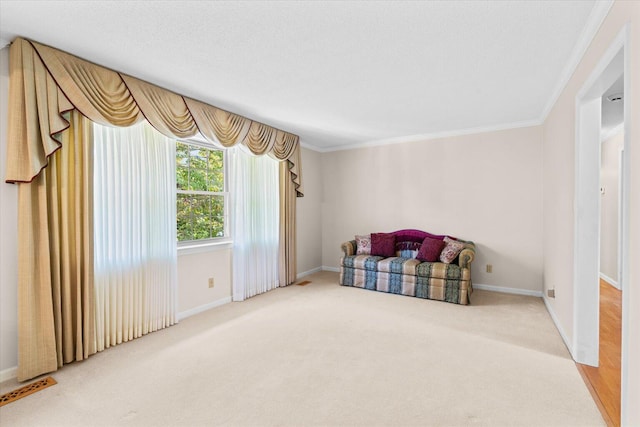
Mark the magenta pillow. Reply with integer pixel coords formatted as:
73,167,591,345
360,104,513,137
370,233,396,257
416,236,445,262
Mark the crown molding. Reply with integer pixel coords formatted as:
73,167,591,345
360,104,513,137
304,118,541,153
299,141,325,152
538,0,614,122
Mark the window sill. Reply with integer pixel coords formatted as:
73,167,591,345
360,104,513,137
178,239,233,256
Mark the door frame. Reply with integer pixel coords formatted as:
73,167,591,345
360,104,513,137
574,23,630,420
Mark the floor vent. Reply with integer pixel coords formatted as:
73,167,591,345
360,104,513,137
0,376,57,407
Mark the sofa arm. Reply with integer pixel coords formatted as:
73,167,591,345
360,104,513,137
341,240,357,256
458,243,475,269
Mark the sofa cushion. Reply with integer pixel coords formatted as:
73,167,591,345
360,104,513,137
439,236,465,264
355,234,371,255
376,272,416,296
342,255,384,271
371,233,396,257
377,257,421,275
416,236,446,262
415,262,461,280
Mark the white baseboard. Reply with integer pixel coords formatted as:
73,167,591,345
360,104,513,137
0,366,17,383
542,295,575,359
296,267,322,280
177,296,232,321
473,283,543,298
321,266,340,273
599,272,620,289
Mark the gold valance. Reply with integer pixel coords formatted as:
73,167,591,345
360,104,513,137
6,38,303,196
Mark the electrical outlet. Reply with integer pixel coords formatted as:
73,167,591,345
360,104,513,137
208,277,214,288
486,264,493,273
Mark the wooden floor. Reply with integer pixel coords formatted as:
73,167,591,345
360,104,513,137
576,279,622,427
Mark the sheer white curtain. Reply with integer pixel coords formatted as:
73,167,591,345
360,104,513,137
93,121,177,351
230,147,280,301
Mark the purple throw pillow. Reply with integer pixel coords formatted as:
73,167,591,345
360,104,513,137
416,236,445,262
370,233,396,257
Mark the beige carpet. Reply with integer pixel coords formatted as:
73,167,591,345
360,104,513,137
0,271,603,426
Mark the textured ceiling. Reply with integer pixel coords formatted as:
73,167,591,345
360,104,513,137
0,1,610,151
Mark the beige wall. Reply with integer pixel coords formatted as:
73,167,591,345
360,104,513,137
600,131,623,284
321,126,544,292
542,1,639,423
0,46,18,375
177,248,232,315
296,147,323,276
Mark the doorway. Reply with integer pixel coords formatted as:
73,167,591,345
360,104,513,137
574,26,630,425
575,75,625,426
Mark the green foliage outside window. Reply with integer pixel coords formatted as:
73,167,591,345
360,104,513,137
176,142,226,242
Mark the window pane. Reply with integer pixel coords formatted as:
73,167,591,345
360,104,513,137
188,167,208,191
207,150,224,192
176,142,226,242
177,194,225,241
189,148,207,168
176,143,189,167
209,195,225,238
177,194,193,241
190,195,210,240
176,166,189,190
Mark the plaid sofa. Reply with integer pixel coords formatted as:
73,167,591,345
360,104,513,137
339,229,475,305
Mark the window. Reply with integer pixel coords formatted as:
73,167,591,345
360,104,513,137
176,141,228,243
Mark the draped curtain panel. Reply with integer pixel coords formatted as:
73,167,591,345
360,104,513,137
17,110,96,382
93,121,177,351
230,148,280,301
279,160,297,287
5,38,303,197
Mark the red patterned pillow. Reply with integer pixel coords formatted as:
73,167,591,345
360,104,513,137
416,236,445,262
439,236,465,264
371,233,396,257
355,234,371,255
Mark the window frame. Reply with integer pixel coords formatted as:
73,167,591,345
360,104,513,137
176,138,230,248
